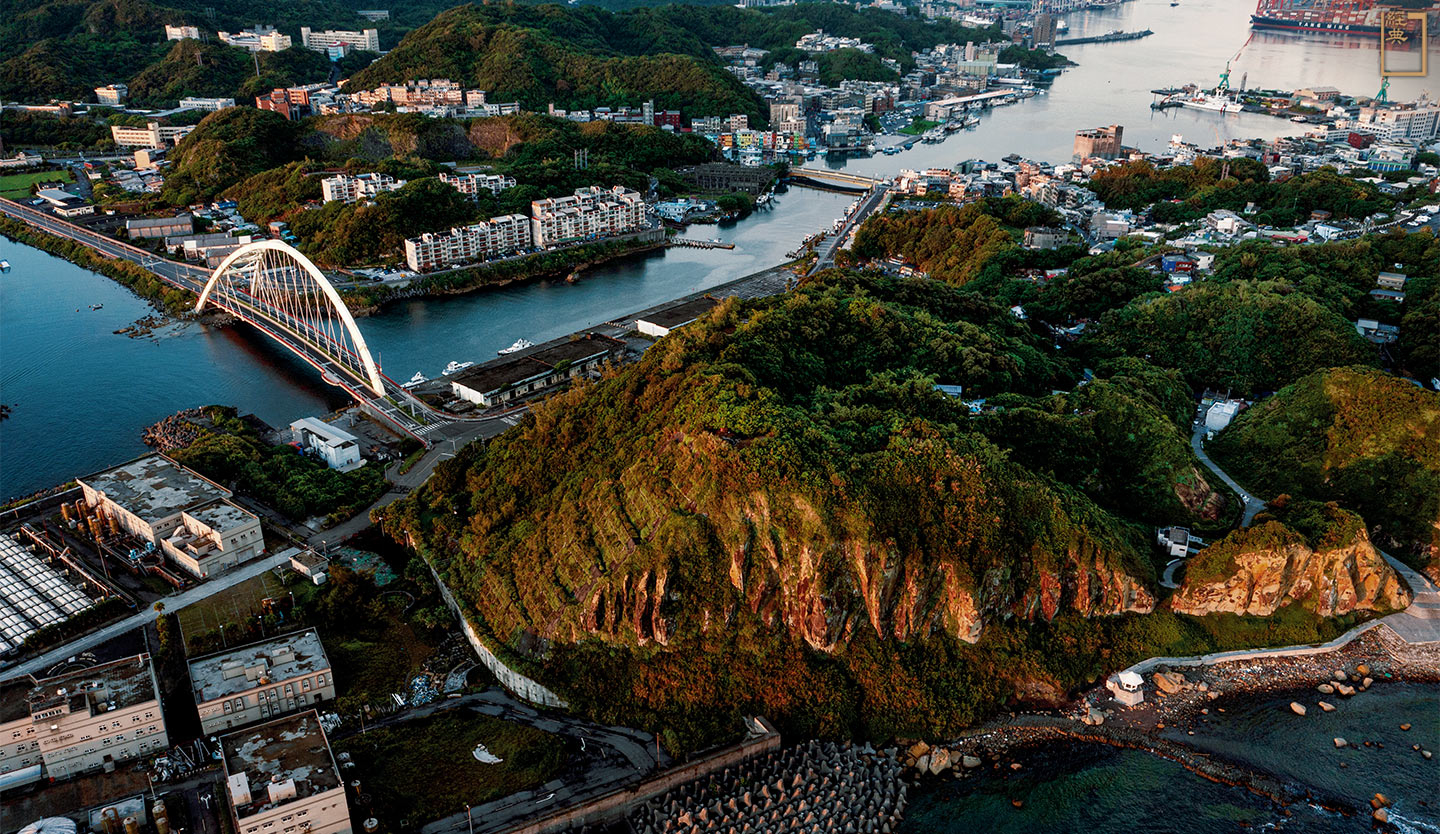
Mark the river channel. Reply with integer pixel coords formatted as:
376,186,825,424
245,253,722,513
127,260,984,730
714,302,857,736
2,0,1436,498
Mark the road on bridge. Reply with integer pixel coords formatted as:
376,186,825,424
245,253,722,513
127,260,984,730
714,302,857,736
808,184,890,276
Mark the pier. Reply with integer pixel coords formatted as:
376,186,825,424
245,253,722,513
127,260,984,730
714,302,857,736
1056,28,1154,45
669,238,736,250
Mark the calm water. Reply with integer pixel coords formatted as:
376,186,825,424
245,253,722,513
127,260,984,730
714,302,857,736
901,684,1440,834
2,0,1435,495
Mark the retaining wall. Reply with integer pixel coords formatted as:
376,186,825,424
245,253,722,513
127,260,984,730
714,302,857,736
423,557,569,708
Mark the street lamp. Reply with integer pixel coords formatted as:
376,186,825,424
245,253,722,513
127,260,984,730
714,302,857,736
463,804,474,834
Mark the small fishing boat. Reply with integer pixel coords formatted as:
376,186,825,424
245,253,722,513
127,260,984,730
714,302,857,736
498,339,534,356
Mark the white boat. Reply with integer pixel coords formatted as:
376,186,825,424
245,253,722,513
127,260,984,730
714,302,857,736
497,339,533,356
442,360,474,375
1177,94,1242,115
402,371,428,389
0,260,10,271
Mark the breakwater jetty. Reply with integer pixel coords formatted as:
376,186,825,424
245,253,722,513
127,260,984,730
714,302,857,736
631,739,907,834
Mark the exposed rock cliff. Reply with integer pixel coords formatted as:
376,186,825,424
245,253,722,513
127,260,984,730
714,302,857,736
1171,515,1412,617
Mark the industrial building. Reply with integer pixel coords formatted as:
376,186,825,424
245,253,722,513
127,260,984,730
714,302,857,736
77,454,265,579
125,213,193,239
403,214,530,272
320,172,406,204
635,297,720,338
0,533,99,653
449,335,624,408
439,170,517,198
221,711,351,834
530,185,648,248
189,629,336,735
0,654,168,787
299,27,380,55
1073,124,1124,161
289,418,364,472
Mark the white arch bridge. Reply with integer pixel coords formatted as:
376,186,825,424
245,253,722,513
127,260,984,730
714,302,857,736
196,240,451,443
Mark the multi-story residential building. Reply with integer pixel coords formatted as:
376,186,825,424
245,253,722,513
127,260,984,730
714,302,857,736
221,712,351,834
1359,104,1440,141
0,654,168,786
1073,125,1124,161
189,630,336,735
530,185,648,248
439,171,516,198
254,87,317,121
219,26,292,52
164,24,201,40
404,214,530,272
320,172,406,204
94,84,127,106
78,454,265,579
109,122,195,148
299,27,380,55
179,97,236,112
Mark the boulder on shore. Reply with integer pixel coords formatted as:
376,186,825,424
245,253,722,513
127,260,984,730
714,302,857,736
1334,737,1348,748
1356,663,1370,676
1336,683,1356,696
1374,809,1389,824
1289,702,1307,716
929,748,951,775
1318,701,1335,712
962,755,982,769
1401,723,1411,731
1317,683,1335,694
1154,671,1187,695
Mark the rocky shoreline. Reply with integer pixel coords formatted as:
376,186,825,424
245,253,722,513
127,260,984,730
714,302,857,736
898,626,1439,825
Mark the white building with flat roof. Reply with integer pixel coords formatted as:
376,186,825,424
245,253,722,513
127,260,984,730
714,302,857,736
95,84,128,106
78,454,265,579
0,654,167,785
440,171,516,198
219,26,292,52
179,96,236,112
300,27,380,54
109,122,195,149
221,712,351,834
289,418,364,472
189,629,336,735
320,172,405,204
165,24,201,40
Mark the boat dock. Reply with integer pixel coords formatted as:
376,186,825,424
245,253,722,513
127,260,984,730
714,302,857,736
669,238,736,250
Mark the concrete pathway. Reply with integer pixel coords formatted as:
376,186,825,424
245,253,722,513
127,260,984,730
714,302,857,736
2,552,292,679
1377,552,1440,644
1160,559,1184,589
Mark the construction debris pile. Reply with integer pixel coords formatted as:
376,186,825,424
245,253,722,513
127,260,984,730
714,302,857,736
630,740,907,834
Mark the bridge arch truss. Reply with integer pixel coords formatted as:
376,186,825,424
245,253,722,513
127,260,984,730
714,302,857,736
196,240,387,396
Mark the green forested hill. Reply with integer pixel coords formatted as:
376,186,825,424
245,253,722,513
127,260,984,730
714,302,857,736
1208,366,1440,571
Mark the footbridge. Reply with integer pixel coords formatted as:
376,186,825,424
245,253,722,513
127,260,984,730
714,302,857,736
785,167,884,193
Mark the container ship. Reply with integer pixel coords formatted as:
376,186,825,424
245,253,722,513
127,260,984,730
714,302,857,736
1250,0,1429,38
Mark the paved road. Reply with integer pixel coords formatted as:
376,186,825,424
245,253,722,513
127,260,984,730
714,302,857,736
1377,553,1440,644
1189,417,1267,526
807,185,889,276
1,552,291,679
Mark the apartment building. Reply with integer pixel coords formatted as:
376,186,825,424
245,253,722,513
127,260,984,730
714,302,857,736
221,712,351,834
439,171,517,198
95,84,127,106
1073,124,1124,161
530,185,648,248
404,214,530,272
78,454,265,579
164,24,200,40
219,26,292,52
0,654,167,786
299,27,380,55
319,172,406,204
189,630,336,735
109,122,195,149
